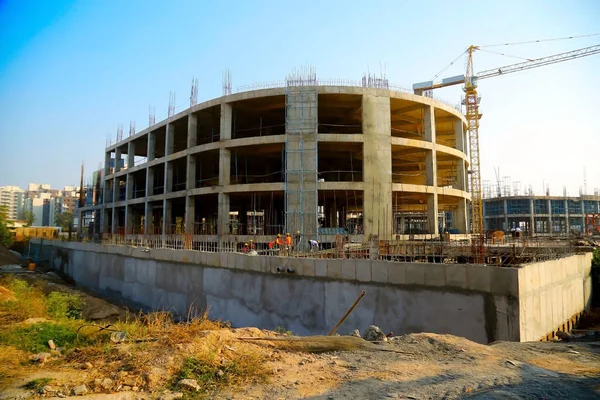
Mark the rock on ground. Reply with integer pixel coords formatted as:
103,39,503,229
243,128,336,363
72,384,88,396
30,352,52,363
363,325,387,342
178,379,200,392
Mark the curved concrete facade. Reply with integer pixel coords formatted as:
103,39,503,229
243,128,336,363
96,86,470,244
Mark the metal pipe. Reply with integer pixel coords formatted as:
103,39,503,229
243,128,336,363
328,290,366,336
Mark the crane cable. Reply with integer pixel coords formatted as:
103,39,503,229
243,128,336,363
480,33,600,48
477,48,534,62
430,49,467,81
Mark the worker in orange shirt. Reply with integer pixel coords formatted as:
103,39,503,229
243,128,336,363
274,233,283,255
275,233,283,247
248,239,255,250
285,232,293,254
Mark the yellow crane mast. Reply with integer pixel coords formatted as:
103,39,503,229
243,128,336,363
414,41,600,263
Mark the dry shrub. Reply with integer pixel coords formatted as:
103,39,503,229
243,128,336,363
0,277,47,323
0,285,16,302
0,345,31,389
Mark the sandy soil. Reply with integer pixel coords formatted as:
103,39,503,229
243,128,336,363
1,272,600,400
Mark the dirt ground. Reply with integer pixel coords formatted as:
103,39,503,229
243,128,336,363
1,271,600,400
0,245,25,267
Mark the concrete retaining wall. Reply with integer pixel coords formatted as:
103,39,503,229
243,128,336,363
35,240,591,344
518,253,593,341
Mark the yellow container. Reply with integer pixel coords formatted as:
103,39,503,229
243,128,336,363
28,262,35,271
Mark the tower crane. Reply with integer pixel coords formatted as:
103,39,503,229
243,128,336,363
413,42,600,263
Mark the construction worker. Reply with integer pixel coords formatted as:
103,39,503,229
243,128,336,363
294,230,301,249
285,233,292,249
241,243,249,253
273,233,283,254
275,233,283,247
308,239,319,252
248,239,255,250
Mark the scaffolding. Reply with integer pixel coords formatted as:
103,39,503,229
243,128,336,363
285,67,318,250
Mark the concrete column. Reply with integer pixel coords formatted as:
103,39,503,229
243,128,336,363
362,94,392,239
144,166,154,236
186,113,198,234
144,202,151,235
162,199,172,235
565,199,570,234
454,120,465,152
147,131,156,162
165,124,174,156
103,178,111,204
220,103,232,140
455,120,467,191
219,149,231,186
503,199,508,231
124,205,134,234
218,192,230,236
186,153,196,190
326,204,338,228
102,208,110,234
127,141,135,169
424,106,439,235
455,198,468,233
164,163,173,193
112,178,119,203
111,207,117,234
164,124,174,194
185,153,196,234
114,148,122,173
188,113,197,148
581,201,586,234
185,196,194,234
146,167,154,197
104,151,111,176
529,199,535,236
126,174,133,201
547,199,552,234
427,194,439,235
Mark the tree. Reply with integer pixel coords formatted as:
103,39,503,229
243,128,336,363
0,206,13,247
20,210,35,226
55,211,74,232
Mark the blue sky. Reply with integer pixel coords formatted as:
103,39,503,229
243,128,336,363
0,0,599,196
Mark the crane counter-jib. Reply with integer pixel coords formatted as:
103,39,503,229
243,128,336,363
413,43,600,92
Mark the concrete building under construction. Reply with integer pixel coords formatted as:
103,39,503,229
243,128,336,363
483,194,600,236
80,78,471,246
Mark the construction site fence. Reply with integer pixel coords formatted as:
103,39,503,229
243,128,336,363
47,233,586,267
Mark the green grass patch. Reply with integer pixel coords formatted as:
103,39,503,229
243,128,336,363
46,291,85,319
176,351,268,395
275,325,292,336
0,322,86,353
23,377,52,390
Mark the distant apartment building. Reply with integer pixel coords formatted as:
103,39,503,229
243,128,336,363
27,183,60,200
61,185,80,213
42,197,64,226
23,197,45,226
0,186,25,220
19,184,81,226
